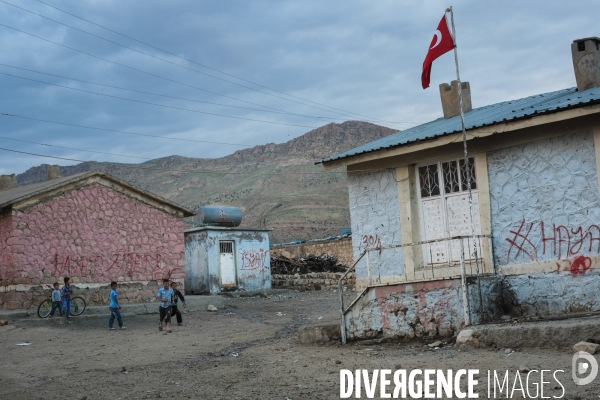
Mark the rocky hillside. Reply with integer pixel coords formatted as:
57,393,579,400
16,121,397,243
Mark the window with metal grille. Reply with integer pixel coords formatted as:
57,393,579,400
219,241,233,254
419,157,476,198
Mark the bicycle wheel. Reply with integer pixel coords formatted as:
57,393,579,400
71,296,86,316
37,298,53,318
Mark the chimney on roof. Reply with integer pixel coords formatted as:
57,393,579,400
571,37,600,91
439,80,472,119
47,165,61,180
0,174,17,191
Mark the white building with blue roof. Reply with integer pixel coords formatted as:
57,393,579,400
319,37,600,341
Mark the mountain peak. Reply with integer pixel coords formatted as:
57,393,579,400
225,120,395,163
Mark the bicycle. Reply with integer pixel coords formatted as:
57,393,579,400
37,286,86,318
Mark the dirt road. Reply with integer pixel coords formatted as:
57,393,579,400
2,290,599,399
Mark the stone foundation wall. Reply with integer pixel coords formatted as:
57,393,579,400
0,280,182,310
271,238,353,267
344,276,503,341
502,270,600,317
272,272,355,291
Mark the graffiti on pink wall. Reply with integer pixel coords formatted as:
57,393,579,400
240,249,269,272
1,182,185,286
506,220,600,262
52,252,180,280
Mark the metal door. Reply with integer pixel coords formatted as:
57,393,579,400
219,241,236,287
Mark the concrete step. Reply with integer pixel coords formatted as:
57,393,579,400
457,315,600,349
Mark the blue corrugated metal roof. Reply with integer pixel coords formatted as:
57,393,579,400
319,86,600,164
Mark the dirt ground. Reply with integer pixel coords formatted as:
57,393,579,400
2,290,600,400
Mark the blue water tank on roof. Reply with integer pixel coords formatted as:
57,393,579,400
198,206,242,227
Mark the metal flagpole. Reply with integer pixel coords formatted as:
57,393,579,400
445,6,485,323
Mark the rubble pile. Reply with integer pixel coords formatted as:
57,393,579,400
271,254,347,275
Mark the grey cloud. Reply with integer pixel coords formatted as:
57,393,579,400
0,0,597,174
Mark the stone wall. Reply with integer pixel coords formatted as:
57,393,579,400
272,272,355,291
348,170,403,283
344,277,503,341
270,237,353,266
0,209,12,287
487,131,600,267
0,182,185,309
502,270,600,317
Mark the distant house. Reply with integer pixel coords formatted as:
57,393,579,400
319,37,600,341
0,168,194,310
184,206,271,294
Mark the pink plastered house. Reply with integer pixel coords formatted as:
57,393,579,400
0,169,194,310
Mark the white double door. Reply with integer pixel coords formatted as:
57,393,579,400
418,158,482,267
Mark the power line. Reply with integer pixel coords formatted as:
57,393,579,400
1,0,391,125
0,63,365,123
0,135,151,160
0,112,253,147
33,0,414,126
0,23,333,126
0,20,411,131
0,72,320,128
0,145,348,175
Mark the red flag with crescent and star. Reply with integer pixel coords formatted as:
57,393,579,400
421,14,455,89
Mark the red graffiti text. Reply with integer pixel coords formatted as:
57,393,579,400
506,220,600,262
240,249,269,272
359,234,382,250
52,252,177,280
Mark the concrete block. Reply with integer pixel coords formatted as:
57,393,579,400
456,329,479,347
573,341,600,354
294,324,341,344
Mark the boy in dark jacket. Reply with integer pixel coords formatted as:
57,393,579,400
170,282,186,326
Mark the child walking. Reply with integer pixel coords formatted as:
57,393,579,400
61,277,73,320
48,282,62,318
108,281,126,330
157,279,174,333
170,282,186,326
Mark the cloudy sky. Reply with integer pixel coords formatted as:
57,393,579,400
0,0,596,175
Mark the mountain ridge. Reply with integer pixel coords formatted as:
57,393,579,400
15,121,397,242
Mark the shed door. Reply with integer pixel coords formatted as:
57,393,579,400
219,241,236,287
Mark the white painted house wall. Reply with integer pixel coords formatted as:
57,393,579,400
348,169,403,285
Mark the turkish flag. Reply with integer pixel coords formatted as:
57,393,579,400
421,15,455,89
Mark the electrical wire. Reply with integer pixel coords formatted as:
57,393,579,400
33,0,419,126
0,63,366,123
0,72,320,128
0,135,151,160
0,112,252,147
0,23,331,125
0,21,413,131
0,0,411,126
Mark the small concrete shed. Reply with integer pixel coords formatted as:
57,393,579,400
184,227,271,294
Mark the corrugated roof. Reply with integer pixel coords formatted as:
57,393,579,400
319,86,600,164
0,171,195,216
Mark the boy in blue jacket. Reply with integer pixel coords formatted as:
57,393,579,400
108,281,126,330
